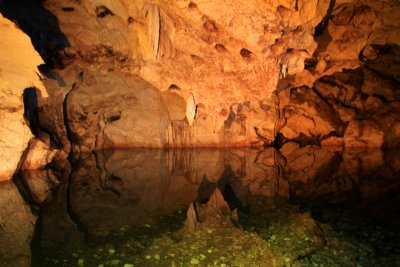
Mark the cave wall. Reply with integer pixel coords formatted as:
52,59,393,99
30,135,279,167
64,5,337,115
277,46,400,148
34,0,331,151
37,0,398,151
0,0,399,178
0,13,47,181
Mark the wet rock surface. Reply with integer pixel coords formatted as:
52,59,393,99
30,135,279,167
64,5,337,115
7,147,396,266
0,180,37,267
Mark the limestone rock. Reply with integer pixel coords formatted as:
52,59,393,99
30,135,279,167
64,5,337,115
278,86,344,140
22,169,58,204
0,14,47,181
35,0,330,149
22,139,56,170
2,0,400,154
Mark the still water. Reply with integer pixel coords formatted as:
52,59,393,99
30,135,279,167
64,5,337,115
1,145,400,266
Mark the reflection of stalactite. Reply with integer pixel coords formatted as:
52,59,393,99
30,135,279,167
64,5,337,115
165,148,197,183
170,119,191,147
273,148,289,201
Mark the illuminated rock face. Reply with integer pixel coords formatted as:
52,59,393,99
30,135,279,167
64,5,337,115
35,0,331,150
0,0,400,177
0,14,47,181
36,0,398,151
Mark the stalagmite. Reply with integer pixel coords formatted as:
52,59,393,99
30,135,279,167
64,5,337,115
186,203,198,232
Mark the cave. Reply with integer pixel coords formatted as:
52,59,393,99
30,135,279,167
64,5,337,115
0,0,399,266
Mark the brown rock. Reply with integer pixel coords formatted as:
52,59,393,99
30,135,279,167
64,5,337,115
0,14,47,181
344,120,384,148
22,169,58,204
320,136,344,149
278,86,344,140
22,139,56,170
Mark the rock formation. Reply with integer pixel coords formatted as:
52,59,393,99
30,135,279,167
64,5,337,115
0,0,399,178
0,13,47,181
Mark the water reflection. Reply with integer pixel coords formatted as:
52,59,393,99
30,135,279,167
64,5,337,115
0,180,36,267
7,145,400,266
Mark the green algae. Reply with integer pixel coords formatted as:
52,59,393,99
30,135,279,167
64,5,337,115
32,201,400,267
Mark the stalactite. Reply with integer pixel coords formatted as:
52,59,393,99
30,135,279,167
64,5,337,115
146,5,160,59
186,93,196,126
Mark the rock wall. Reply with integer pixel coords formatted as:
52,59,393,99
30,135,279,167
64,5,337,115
277,44,400,148
0,0,399,177
0,14,47,181
31,0,331,151
35,0,398,151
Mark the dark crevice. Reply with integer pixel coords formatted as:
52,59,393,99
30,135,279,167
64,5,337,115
23,88,40,137
168,84,181,91
188,2,198,9
96,6,114,18
127,16,135,24
61,7,74,12
221,183,241,211
106,114,121,123
23,87,60,148
314,0,336,37
372,93,400,104
273,132,287,150
240,48,253,60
